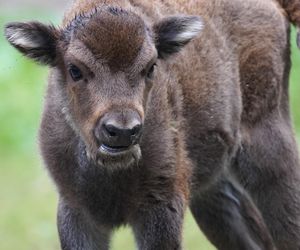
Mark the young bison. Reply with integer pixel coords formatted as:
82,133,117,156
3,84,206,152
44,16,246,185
4,0,300,249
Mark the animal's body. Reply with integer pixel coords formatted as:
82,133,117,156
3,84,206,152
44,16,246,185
4,0,300,249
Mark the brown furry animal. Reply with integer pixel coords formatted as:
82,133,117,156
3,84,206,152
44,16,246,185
4,0,300,249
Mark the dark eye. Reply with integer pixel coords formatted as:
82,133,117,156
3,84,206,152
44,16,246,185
146,63,157,79
68,64,83,82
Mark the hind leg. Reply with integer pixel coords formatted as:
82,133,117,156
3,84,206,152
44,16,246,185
234,119,300,250
235,6,300,246
186,118,275,248
190,174,275,250
235,150,300,250
256,179,300,250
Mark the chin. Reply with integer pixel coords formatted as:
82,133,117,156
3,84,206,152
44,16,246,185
95,144,142,169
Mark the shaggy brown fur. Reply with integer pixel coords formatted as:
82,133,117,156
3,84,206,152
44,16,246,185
4,0,300,249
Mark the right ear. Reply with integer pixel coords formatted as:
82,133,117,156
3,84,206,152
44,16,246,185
4,22,59,66
153,15,203,59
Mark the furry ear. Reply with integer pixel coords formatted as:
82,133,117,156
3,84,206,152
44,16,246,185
4,22,59,66
153,15,203,59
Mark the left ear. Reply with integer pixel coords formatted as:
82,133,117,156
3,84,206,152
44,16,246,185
4,22,59,66
153,15,203,59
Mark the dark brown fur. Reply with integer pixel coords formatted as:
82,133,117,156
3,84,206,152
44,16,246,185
76,9,145,70
276,0,300,25
4,0,300,249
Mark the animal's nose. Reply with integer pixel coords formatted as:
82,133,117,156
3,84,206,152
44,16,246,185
102,123,142,148
95,111,143,149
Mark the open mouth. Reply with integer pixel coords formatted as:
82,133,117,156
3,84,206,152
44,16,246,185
99,144,131,155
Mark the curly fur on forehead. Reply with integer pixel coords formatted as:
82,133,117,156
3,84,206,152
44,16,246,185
62,6,146,70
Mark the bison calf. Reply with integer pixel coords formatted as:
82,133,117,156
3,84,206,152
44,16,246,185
5,0,300,249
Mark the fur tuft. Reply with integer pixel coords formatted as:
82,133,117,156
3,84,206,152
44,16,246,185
172,18,204,43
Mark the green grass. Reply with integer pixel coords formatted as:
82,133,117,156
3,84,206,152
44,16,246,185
0,10,299,250
290,30,300,131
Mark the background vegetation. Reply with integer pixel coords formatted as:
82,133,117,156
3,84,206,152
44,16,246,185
0,4,299,250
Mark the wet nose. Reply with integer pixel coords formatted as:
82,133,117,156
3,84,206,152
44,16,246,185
102,122,142,148
95,110,143,149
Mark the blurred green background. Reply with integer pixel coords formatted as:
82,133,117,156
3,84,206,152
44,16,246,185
0,2,299,250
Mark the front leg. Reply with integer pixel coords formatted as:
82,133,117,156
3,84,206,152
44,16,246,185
131,197,185,250
57,199,111,250
190,175,276,250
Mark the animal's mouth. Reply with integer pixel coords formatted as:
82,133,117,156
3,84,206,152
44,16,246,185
95,144,142,168
99,144,132,155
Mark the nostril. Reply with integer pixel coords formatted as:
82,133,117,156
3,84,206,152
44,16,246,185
104,124,117,137
108,131,117,137
131,125,142,136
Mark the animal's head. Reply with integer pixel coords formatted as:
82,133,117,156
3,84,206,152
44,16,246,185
4,6,203,168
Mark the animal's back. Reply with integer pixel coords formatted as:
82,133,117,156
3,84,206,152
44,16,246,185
164,0,289,124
